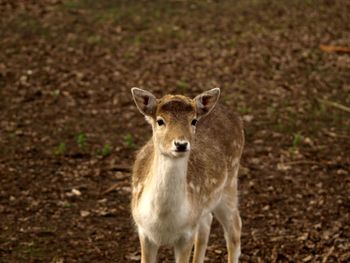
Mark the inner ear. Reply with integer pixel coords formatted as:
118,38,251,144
200,95,214,112
143,96,149,105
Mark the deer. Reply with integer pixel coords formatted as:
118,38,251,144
130,87,244,263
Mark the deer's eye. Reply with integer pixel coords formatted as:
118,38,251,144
191,119,198,126
157,119,165,126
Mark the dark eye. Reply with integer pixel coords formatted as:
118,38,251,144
191,119,198,126
157,119,165,126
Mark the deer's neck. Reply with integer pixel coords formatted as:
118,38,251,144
146,149,189,212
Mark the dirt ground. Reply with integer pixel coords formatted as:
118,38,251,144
0,0,349,262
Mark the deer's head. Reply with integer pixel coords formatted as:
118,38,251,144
131,88,220,158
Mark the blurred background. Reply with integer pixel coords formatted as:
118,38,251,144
0,0,349,262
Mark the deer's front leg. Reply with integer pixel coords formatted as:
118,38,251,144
139,231,158,263
174,233,195,263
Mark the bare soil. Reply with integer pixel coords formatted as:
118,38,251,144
0,0,349,262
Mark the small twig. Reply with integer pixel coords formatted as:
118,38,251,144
282,160,321,166
323,130,350,140
322,246,334,263
317,98,350,113
320,44,350,53
63,184,88,191
102,183,120,195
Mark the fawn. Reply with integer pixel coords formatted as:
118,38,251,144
131,88,244,263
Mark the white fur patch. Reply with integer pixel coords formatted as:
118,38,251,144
145,115,153,125
211,178,218,185
229,165,239,187
232,157,239,167
234,244,241,263
133,184,142,194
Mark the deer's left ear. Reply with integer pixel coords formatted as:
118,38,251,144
131,88,157,117
193,88,220,118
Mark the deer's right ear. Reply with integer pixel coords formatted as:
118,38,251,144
131,88,157,116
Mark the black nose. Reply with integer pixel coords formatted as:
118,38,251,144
174,141,188,152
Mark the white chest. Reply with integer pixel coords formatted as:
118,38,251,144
133,155,193,245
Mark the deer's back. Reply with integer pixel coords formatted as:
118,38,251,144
186,105,243,201
193,104,244,159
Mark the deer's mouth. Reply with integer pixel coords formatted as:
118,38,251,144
174,148,189,153
171,149,189,158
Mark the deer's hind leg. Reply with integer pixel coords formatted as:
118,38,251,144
213,192,241,263
192,213,213,263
